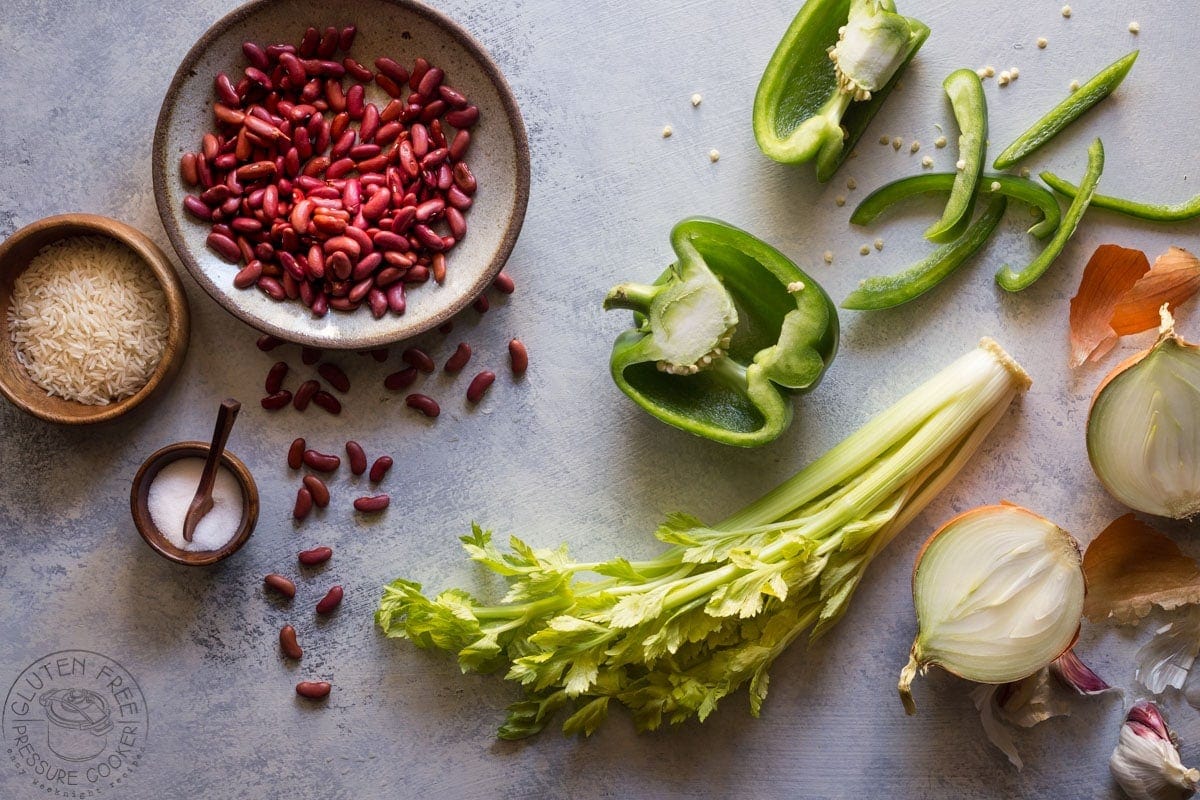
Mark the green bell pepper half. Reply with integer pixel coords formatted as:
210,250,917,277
753,0,929,182
604,218,839,448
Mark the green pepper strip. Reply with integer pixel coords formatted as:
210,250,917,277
925,69,987,243
842,195,1007,310
996,138,1104,292
1041,171,1200,222
851,173,1061,239
752,0,929,182
992,51,1136,170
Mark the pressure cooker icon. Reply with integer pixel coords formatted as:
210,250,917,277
38,688,113,762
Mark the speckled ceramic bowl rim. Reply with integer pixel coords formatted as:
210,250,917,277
0,213,191,425
151,0,530,349
130,441,260,567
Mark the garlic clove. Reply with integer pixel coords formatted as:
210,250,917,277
1052,649,1116,695
1088,307,1200,520
1111,701,1200,800
899,504,1086,714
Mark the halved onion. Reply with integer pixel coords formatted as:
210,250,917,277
898,504,1086,714
1088,307,1200,519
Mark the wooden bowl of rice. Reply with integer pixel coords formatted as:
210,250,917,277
0,214,190,424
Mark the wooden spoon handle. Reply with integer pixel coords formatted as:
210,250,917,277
192,399,241,514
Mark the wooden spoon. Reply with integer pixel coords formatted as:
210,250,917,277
182,398,241,542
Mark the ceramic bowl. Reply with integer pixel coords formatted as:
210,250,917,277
0,213,191,425
152,0,530,349
130,441,260,566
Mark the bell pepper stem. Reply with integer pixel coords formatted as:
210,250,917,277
603,283,660,316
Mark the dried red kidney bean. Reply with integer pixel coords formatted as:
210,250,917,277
294,487,314,520
264,574,296,599
265,361,289,393
370,348,389,362
316,585,344,613
405,394,439,417
303,474,331,507
261,390,293,410
313,390,342,415
294,379,320,411
280,625,303,660
369,455,393,483
383,367,418,391
302,449,340,472
287,437,306,469
493,271,515,294
301,347,322,365
509,339,529,375
466,371,496,403
472,295,489,314
296,681,331,699
317,363,351,393
298,546,333,566
402,347,434,373
353,494,390,512
345,441,367,475
444,343,471,373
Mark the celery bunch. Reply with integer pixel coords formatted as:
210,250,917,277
377,340,1030,739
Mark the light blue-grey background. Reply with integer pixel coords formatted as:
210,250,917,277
1,1,1196,798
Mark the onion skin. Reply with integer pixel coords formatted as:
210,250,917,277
1087,312,1200,519
900,503,1086,715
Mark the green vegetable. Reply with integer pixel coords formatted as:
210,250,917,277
992,51,1137,170
753,0,929,181
997,139,1104,292
843,195,1007,310
850,172,1061,238
602,217,838,448
376,340,1031,739
1041,171,1200,222
925,69,988,243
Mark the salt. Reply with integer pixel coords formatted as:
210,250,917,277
147,458,243,551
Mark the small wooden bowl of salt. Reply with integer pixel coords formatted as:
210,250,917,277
131,442,259,566
0,213,190,424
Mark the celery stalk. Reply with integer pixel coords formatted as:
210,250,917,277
376,339,1031,739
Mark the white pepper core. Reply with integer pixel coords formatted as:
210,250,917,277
662,125,673,138
921,156,933,168
859,245,870,256
910,141,920,153
1129,21,1140,33
708,149,720,162
935,136,947,148
691,93,702,107
1062,5,1071,18
892,137,903,150
874,239,884,251
835,196,846,207
823,250,834,264
1037,37,1048,48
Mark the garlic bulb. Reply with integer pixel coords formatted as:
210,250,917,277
1088,307,1200,519
899,504,1086,714
1110,701,1199,800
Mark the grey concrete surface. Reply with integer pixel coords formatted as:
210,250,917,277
1,1,1196,798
